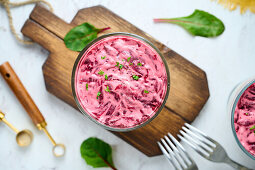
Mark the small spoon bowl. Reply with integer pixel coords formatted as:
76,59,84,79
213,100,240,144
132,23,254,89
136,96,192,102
52,143,65,157
16,129,33,147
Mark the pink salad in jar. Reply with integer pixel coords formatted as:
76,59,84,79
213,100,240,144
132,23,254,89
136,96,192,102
72,33,169,131
234,82,255,156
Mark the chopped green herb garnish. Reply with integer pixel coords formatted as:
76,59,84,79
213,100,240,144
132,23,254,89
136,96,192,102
105,74,108,80
101,56,106,59
132,75,139,80
98,70,104,75
137,62,142,66
105,86,111,93
122,59,125,62
245,113,249,116
96,92,101,99
250,125,255,134
144,90,149,94
250,126,255,130
115,62,123,69
86,83,88,91
127,57,131,62
129,63,133,66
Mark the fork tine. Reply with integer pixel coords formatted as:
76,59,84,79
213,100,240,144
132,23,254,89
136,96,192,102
180,125,250,169
180,129,211,154
184,123,207,136
182,127,214,150
179,131,209,158
164,135,187,168
161,138,183,169
184,123,216,146
168,133,193,165
178,134,208,159
157,141,178,170
164,135,181,155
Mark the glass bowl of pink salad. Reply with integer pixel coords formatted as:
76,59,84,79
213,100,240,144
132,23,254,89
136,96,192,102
71,33,170,132
229,78,255,160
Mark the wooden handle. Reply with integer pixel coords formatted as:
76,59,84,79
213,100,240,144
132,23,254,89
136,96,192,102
0,62,45,126
21,4,74,53
29,4,74,39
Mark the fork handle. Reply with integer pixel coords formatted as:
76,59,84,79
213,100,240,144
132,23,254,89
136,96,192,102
224,157,251,170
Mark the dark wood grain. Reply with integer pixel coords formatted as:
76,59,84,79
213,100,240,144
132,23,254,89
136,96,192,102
21,4,209,156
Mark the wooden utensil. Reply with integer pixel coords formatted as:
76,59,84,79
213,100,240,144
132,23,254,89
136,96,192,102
0,62,65,157
21,4,210,156
0,110,33,147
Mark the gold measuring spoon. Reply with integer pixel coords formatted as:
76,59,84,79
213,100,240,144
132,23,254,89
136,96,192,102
0,62,65,157
0,111,33,147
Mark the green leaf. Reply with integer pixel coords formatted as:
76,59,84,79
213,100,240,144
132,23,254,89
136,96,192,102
250,126,255,130
137,63,142,66
98,70,104,75
250,126,255,134
96,92,101,99
86,83,88,91
154,10,225,37
132,75,139,80
105,74,108,80
80,137,116,169
115,62,119,67
64,23,110,51
119,64,123,69
144,90,149,94
101,56,106,59
105,86,111,93
127,57,131,62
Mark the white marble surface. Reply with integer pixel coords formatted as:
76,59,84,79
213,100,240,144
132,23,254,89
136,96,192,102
0,0,255,169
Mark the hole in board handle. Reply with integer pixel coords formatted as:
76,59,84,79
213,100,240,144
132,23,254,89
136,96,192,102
5,73,10,78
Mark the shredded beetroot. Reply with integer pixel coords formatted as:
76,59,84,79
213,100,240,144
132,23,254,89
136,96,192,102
234,83,255,156
75,35,168,129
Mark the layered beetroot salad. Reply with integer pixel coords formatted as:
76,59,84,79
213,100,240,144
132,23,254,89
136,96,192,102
234,82,255,156
74,35,168,129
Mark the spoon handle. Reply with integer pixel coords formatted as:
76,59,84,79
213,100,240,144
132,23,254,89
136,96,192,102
0,62,46,129
0,111,19,133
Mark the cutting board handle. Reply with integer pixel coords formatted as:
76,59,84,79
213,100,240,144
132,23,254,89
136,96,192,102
21,4,74,53
0,62,46,126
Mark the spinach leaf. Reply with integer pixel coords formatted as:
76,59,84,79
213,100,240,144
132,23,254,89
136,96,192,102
154,10,225,37
64,23,110,51
80,137,116,169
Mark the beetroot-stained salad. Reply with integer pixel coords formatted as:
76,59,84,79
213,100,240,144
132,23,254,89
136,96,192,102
234,83,255,156
74,35,168,129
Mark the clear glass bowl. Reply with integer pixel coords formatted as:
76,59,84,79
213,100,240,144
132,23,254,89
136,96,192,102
71,32,170,132
228,77,255,160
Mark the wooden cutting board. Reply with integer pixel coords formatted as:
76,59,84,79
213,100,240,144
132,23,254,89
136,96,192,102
21,4,209,157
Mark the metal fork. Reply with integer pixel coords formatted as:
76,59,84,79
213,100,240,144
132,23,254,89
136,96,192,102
178,123,252,170
157,133,198,170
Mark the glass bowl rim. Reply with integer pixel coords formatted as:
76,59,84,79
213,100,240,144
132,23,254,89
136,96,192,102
71,32,171,132
231,79,255,160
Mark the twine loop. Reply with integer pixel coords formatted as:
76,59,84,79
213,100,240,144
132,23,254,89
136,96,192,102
0,0,53,45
